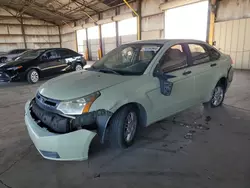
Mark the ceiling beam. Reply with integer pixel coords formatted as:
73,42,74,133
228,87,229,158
30,1,74,21
44,0,57,6
1,6,21,22
73,1,97,22
73,0,99,13
3,5,58,25
54,0,74,11
17,0,36,17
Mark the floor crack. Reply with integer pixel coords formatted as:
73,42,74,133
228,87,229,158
0,179,12,188
0,144,33,177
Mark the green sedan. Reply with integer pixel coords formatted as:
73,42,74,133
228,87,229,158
24,39,234,161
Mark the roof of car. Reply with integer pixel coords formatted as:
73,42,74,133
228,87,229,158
129,39,208,45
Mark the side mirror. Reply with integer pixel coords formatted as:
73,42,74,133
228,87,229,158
40,55,47,61
154,70,176,96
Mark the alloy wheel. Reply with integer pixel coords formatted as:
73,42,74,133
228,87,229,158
211,86,224,106
123,111,137,143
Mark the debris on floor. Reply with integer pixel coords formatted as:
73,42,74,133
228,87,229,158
205,116,212,122
184,132,193,139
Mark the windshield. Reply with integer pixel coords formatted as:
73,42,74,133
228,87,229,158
17,49,45,60
91,43,162,75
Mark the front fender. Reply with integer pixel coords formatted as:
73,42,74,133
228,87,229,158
108,94,153,126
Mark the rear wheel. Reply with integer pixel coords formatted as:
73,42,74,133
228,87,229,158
74,63,83,71
109,105,138,148
204,84,225,108
27,69,39,84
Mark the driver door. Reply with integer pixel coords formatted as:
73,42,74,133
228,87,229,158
146,44,196,121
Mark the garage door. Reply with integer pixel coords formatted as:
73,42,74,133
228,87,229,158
76,29,87,58
165,1,209,41
87,26,99,61
101,22,116,55
118,17,137,44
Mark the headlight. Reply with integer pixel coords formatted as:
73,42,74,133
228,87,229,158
7,66,22,70
56,91,101,115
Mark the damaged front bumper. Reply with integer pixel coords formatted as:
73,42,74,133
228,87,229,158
0,69,22,82
24,100,112,161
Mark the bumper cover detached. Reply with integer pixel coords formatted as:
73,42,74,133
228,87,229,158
0,70,20,82
0,72,11,82
25,101,96,161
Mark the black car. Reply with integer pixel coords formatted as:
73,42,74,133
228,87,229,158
0,48,86,84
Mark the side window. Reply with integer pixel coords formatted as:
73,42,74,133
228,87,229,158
19,49,27,53
59,49,80,58
9,50,17,54
209,48,220,61
41,50,60,60
68,49,80,56
189,44,210,65
159,44,188,72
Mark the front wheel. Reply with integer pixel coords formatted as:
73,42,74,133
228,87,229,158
27,69,39,84
0,57,7,63
204,84,225,108
109,105,138,148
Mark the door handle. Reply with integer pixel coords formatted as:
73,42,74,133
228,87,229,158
210,63,217,67
183,70,192,76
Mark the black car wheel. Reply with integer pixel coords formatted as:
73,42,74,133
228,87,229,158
74,63,83,71
0,57,7,63
27,69,39,84
109,105,138,148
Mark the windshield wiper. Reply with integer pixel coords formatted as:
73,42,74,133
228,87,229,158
86,67,121,75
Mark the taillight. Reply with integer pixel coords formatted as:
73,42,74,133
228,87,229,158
230,57,234,64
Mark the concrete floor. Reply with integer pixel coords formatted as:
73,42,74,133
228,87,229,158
1,70,250,188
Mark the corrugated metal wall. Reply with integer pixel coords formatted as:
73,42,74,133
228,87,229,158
141,0,165,40
60,23,77,52
0,8,60,52
214,19,250,69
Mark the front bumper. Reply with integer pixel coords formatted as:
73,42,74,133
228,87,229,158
0,70,21,82
226,66,234,91
25,101,96,161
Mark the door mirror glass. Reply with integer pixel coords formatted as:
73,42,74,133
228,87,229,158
154,64,176,96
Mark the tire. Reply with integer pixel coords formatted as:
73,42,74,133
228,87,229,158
27,69,39,84
109,105,138,148
0,57,7,63
204,83,225,108
74,63,83,71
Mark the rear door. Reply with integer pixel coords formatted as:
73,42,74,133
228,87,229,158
187,43,218,103
58,49,81,71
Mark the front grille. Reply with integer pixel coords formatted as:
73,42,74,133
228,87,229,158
36,93,60,112
30,100,70,133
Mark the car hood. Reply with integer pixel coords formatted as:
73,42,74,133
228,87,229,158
0,59,30,68
39,70,136,100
